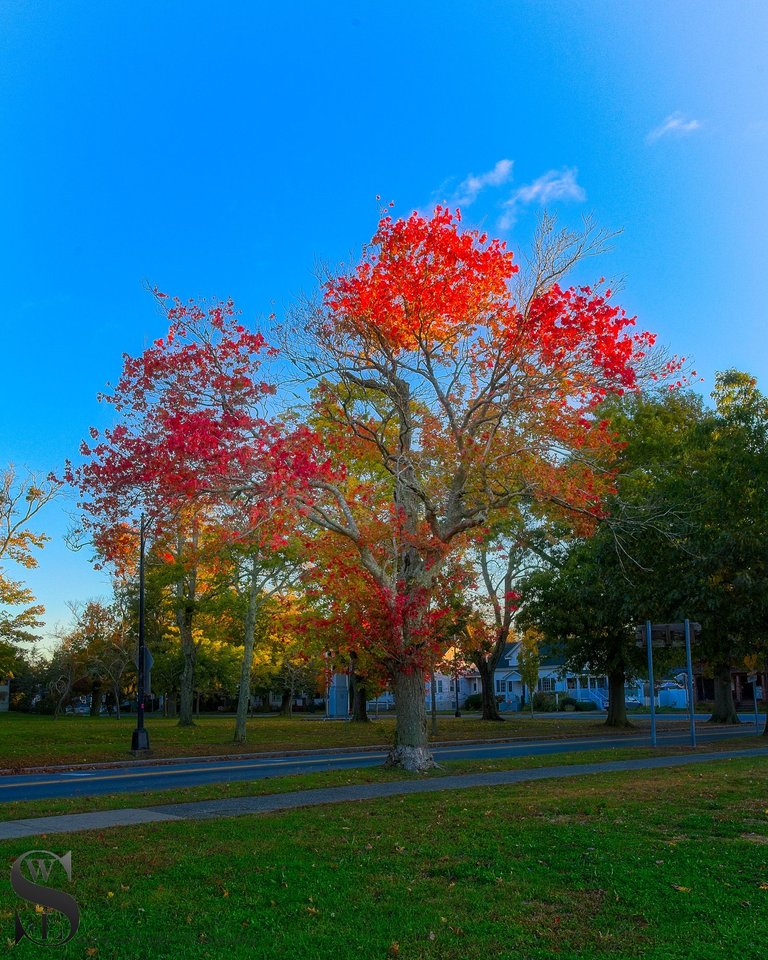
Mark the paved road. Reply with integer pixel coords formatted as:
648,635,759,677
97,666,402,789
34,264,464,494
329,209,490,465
0,722,761,804
3,746,768,840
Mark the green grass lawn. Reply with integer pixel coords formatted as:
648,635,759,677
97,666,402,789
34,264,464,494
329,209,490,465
0,712,674,769
1,757,767,959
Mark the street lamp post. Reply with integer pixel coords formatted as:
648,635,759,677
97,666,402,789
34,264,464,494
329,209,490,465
131,513,150,753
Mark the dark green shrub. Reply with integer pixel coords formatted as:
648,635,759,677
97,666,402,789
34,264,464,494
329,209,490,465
463,693,503,710
558,696,578,711
532,692,557,712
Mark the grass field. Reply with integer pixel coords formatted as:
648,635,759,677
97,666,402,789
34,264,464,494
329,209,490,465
0,712,674,769
1,757,766,959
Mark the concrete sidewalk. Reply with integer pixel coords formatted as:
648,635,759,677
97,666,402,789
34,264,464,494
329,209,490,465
1,746,766,841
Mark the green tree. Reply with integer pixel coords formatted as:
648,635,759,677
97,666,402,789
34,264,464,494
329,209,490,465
0,466,59,662
519,389,705,727
681,372,768,722
517,627,541,714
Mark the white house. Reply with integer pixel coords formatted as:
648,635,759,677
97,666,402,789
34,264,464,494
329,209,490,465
426,642,643,712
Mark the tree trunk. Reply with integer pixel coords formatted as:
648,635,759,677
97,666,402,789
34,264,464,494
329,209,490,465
113,683,121,720
280,690,292,716
384,380,436,771
177,604,196,727
349,652,369,722
605,670,632,728
195,691,201,717
352,681,369,722
710,661,740,723
387,667,436,771
234,559,260,743
477,659,503,721
176,525,198,728
89,679,102,716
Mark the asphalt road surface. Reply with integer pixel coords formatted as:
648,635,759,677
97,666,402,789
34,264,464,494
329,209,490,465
0,719,762,804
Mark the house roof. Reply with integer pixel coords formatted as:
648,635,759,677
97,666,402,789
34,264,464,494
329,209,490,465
502,640,565,670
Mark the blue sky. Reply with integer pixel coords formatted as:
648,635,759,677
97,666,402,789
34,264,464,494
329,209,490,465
1,0,766,642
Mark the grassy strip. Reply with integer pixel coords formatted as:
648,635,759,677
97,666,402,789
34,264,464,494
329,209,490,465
0,712,720,769
2,757,768,959
0,713,627,767
0,738,756,823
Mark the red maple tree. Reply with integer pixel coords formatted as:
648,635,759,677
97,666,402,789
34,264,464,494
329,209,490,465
282,207,679,769
66,294,280,726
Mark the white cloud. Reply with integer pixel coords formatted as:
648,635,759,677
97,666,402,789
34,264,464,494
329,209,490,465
646,112,701,144
450,158,513,207
498,167,586,229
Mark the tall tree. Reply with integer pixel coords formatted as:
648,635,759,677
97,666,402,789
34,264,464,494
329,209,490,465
0,466,59,664
66,295,279,726
517,626,541,714
68,599,134,719
283,207,671,769
518,379,768,728
518,389,705,726
684,372,768,722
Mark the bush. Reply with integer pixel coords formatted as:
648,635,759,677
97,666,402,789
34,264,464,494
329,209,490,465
32,695,57,715
532,692,558,712
558,696,578,712
575,700,596,711
463,693,503,711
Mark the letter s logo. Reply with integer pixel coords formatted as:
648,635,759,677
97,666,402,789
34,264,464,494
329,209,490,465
11,850,80,945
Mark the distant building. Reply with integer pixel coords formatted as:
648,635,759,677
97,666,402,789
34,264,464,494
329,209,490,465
427,642,643,711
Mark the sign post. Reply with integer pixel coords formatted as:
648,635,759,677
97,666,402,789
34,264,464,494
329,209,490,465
646,620,657,747
748,672,760,734
683,619,696,748
636,621,701,748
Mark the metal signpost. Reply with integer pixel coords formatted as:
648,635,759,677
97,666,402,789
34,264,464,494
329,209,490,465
748,672,760,734
683,619,696,748
635,620,701,748
645,620,656,746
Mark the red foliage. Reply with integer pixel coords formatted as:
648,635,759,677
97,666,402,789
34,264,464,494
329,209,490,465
65,293,279,565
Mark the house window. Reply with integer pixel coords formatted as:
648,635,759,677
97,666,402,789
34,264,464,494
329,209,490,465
496,680,503,693
449,680,454,692
437,680,443,693
567,677,576,690
539,677,555,692
472,681,478,692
